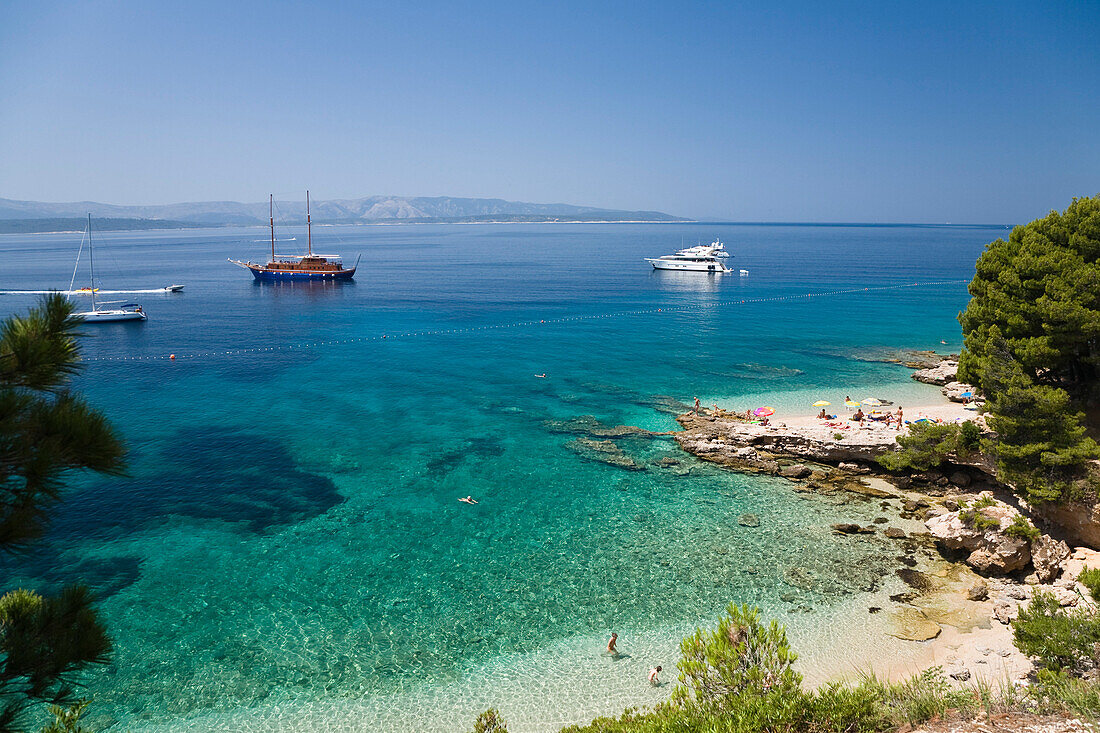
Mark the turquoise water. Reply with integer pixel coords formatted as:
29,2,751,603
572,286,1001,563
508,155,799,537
0,223,1002,730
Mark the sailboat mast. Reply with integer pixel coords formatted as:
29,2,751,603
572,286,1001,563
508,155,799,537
270,194,275,262
87,214,96,309
306,190,312,257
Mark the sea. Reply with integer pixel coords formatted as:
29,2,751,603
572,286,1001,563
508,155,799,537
0,222,1005,731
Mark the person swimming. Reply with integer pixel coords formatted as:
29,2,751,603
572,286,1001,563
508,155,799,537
459,496,479,504
606,632,618,655
534,373,548,378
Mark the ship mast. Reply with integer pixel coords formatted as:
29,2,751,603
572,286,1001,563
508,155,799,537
87,214,96,310
269,194,275,262
306,190,312,257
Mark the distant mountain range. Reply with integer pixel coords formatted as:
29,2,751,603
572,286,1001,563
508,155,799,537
0,195,686,231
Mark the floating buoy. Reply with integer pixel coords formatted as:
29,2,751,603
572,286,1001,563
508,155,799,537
169,354,176,360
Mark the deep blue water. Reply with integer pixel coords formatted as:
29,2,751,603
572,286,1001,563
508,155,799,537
0,223,1002,730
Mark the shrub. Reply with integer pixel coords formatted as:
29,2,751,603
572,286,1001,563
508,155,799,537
1012,591,1100,672
674,603,801,713
1079,567,1100,603
471,708,508,733
959,509,1000,532
1004,515,1040,541
833,432,845,441
1031,669,1100,719
958,420,982,453
878,423,961,471
971,494,995,509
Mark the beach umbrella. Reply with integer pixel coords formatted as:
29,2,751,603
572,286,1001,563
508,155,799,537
960,391,973,398
753,406,775,417
844,400,860,408
812,400,831,407
862,398,883,407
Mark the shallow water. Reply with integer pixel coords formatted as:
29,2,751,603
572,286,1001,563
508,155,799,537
0,222,1002,730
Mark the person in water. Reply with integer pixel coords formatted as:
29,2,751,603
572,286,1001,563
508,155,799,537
648,665,662,685
607,633,618,655
459,496,478,504
693,397,700,415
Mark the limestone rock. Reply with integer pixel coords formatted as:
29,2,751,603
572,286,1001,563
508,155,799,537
884,527,907,539
888,608,942,641
1062,547,1100,582
993,600,1018,624
949,471,972,488
779,463,812,479
942,381,978,402
925,495,1032,575
832,523,862,534
967,582,989,601
912,360,958,386
738,513,760,528
1031,535,1072,583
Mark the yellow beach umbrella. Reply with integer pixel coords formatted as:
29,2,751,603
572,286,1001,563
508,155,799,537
862,398,883,407
812,400,831,407
844,400,860,408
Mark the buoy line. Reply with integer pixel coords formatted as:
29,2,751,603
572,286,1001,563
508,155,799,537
82,279,969,364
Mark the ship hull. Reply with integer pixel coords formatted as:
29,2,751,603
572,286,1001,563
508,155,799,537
646,259,730,272
247,266,356,282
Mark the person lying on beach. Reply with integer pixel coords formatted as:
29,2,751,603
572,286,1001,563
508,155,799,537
607,633,618,655
459,496,479,504
648,665,662,685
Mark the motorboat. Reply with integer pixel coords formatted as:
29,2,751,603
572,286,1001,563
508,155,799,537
645,239,732,272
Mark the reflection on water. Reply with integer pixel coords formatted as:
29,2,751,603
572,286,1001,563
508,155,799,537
649,268,740,293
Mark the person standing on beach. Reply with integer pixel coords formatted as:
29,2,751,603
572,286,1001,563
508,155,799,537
896,406,903,430
648,665,662,685
606,633,618,656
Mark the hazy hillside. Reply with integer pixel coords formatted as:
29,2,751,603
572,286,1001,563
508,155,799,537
0,195,686,226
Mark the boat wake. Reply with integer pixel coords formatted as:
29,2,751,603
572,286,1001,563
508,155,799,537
0,287,184,295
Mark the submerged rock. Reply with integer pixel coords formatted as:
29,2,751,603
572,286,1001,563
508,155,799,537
888,608,942,641
565,438,645,471
738,513,760,527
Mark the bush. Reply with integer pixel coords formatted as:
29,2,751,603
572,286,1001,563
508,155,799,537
878,423,961,471
1004,515,1040,541
1012,591,1100,672
674,603,801,713
971,494,995,509
1079,567,1100,603
958,420,982,453
959,509,1000,532
471,708,508,733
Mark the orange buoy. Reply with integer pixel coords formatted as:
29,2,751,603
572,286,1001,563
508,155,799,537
169,354,176,360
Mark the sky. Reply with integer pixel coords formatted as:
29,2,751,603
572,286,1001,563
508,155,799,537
0,0,1097,223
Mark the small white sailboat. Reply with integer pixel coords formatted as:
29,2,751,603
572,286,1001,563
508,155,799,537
70,215,147,323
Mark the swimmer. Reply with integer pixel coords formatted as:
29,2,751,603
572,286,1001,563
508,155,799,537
458,496,479,504
606,632,618,655
534,373,548,378
648,665,662,685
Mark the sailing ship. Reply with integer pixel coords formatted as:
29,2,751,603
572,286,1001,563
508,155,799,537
229,192,358,281
71,215,147,322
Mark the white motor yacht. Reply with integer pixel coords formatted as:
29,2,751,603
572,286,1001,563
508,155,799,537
645,239,732,272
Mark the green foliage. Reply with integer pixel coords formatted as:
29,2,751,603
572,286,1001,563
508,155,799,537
1004,515,1041,541
38,699,90,733
833,432,845,441
971,494,995,509
673,603,801,713
1031,670,1100,720
957,196,1100,504
0,295,126,731
959,509,1000,532
1012,591,1100,672
471,707,508,733
959,195,1100,400
1079,567,1100,603
958,420,982,453
878,423,961,471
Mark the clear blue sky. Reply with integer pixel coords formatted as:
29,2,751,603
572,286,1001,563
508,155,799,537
1,0,1097,222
